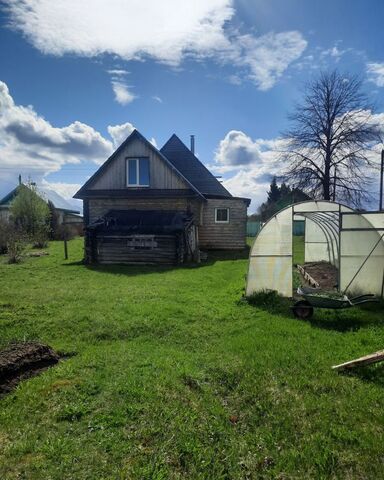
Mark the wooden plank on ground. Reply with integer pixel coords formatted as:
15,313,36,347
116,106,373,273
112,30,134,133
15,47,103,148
332,350,384,370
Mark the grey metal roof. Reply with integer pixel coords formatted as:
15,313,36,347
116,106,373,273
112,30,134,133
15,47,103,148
160,134,232,198
0,184,80,214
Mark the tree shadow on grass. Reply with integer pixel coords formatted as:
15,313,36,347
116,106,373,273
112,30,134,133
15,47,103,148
246,290,293,316
338,363,384,386
246,291,384,332
308,301,384,332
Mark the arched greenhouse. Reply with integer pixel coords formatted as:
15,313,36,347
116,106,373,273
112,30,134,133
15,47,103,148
246,200,384,298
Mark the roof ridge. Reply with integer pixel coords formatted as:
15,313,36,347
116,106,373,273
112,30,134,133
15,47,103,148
74,129,205,200
160,134,232,198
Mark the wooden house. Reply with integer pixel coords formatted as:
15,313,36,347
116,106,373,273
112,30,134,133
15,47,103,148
74,130,250,265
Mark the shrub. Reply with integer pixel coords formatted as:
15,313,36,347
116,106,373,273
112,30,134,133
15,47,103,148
0,219,10,254
6,225,27,264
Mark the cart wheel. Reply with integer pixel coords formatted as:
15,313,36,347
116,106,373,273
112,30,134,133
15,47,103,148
292,300,314,319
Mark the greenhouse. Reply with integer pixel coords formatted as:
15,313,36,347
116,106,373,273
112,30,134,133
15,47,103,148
246,200,384,298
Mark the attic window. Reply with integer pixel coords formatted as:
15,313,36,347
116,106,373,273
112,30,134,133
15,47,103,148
215,208,229,223
126,158,149,187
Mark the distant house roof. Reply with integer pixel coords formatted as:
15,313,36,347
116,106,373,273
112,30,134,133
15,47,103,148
160,134,232,198
0,184,80,214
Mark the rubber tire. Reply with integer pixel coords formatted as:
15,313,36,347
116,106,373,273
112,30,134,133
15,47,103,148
293,300,314,319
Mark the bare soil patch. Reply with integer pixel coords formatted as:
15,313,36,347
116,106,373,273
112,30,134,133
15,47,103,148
303,262,338,290
0,342,59,396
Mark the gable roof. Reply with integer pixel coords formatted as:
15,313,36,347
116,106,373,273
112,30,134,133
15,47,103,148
160,134,232,198
74,129,205,200
0,184,80,214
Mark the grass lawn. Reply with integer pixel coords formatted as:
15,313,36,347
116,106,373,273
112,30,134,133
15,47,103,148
0,238,384,479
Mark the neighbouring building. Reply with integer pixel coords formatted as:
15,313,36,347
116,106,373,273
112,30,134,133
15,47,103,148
74,129,250,265
0,183,83,233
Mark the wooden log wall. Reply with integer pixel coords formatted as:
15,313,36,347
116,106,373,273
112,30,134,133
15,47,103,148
199,198,248,249
96,234,178,265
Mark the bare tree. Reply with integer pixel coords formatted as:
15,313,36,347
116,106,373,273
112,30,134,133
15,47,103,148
282,70,382,206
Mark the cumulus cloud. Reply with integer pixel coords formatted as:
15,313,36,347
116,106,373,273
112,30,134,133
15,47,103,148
0,81,112,180
215,131,262,166
212,130,286,208
3,0,307,91
107,122,135,148
367,63,384,87
0,80,138,198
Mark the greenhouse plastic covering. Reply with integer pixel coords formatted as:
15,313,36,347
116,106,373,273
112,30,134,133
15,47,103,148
246,201,384,298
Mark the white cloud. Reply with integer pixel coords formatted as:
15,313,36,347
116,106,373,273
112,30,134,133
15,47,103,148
320,43,350,62
111,80,136,105
107,122,135,148
107,68,136,105
232,31,308,90
0,80,139,198
223,170,270,209
215,111,384,211
107,69,129,76
213,128,320,210
215,130,262,166
4,1,307,91
212,130,286,209
0,81,113,183
367,63,384,87
5,0,234,65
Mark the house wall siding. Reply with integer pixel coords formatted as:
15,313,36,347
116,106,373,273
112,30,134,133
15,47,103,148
199,198,247,249
88,198,202,225
90,138,189,190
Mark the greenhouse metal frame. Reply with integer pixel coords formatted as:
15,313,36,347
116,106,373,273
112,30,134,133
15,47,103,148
246,200,384,298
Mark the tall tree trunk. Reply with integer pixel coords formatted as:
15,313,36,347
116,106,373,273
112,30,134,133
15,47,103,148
323,153,331,200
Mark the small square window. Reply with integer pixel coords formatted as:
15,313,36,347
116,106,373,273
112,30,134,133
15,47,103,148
215,208,229,223
126,158,150,186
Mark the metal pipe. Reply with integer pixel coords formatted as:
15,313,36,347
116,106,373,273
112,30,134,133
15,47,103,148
380,149,384,211
190,135,195,154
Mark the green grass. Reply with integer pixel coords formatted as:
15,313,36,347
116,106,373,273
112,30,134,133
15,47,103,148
293,235,305,265
0,238,384,479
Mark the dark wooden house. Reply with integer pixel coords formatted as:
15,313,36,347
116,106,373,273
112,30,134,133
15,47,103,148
74,130,250,264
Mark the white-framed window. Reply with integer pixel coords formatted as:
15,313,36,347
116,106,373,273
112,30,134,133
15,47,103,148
215,207,229,223
126,157,150,187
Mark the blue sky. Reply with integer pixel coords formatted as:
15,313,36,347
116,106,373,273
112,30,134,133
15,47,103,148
0,0,384,212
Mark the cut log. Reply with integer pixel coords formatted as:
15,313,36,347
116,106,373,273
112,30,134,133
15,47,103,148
332,350,384,370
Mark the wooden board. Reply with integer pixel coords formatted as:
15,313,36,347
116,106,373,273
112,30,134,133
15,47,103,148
332,350,384,370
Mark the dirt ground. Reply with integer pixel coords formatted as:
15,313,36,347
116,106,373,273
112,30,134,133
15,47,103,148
302,262,338,290
0,342,59,395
